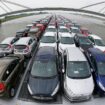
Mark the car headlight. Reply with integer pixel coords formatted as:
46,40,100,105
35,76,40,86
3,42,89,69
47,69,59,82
51,84,59,96
80,47,84,52
27,84,33,95
98,82,105,91
65,82,76,96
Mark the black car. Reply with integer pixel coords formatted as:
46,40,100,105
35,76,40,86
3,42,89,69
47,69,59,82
0,54,24,97
27,46,62,100
16,29,29,38
74,34,93,51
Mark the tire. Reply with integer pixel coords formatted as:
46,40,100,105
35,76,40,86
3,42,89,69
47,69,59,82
9,87,16,97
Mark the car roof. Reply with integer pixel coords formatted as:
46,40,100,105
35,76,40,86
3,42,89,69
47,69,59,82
71,26,79,29
47,25,56,28
1,37,15,44
89,34,101,39
59,33,73,37
16,29,26,33
36,46,56,61
76,34,87,38
15,37,31,45
81,27,88,30
26,24,33,27
67,47,87,61
43,32,56,36
88,48,105,62
59,26,67,29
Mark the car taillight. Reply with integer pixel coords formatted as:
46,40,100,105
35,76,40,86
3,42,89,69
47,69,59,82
0,83,5,92
8,45,12,49
24,46,29,52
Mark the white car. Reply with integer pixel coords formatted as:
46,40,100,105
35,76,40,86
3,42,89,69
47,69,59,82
59,26,70,33
26,24,33,29
0,37,19,54
14,37,37,57
70,26,81,37
58,33,75,53
63,47,94,102
88,34,105,52
45,25,57,33
39,32,57,47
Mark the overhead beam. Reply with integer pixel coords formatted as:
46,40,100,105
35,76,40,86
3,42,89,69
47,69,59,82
3,0,31,9
1,0,12,11
0,5,8,12
80,1,105,9
99,6,105,13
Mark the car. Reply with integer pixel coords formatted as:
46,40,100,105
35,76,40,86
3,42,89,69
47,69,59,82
16,29,28,38
70,26,81,36
39,32,57,47
26,24,33,30
58,26,70,34
88,34,105,52
0,54,24,97
14,37,37,57
45,25,57,33
63,47,94,102
27,46,61,100
36,23,45,32
0,52,6,58
74,34,93,51
28,27,42,41
0,37,19,55
80,27,90,36
85,48,105,96
58,33,75,53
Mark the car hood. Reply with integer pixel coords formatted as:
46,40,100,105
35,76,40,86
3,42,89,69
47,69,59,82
65,76,94,95
59,44,75,51
28,75,59,95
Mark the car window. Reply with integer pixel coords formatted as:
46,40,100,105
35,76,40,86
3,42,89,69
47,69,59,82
28,39,33,45
11,38,19,44
88,36,94,43
2,59,19,81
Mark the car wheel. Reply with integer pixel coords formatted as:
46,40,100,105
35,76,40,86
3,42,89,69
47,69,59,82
9,87,16,97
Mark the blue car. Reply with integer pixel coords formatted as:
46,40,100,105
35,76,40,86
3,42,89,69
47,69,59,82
86,48,105,96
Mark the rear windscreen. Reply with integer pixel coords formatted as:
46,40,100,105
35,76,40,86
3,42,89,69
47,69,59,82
0,44,9,48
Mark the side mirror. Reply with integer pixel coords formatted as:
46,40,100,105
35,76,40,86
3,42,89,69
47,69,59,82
91,68,94,72
62,68,65,73
56,40,60,44
69,30,72,33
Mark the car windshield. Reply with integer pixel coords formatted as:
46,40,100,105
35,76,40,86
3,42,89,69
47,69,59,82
97,62,105,75
71,28,80,33
95,39,105,46
41,36,55,43
31,60,57,77
0,44,9,48
67,61,91,78
61,37,74,44
46,28,56,32
79,37,92,45
59,28,69,33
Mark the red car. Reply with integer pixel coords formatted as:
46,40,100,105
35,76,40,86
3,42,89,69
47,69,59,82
80,27,90,36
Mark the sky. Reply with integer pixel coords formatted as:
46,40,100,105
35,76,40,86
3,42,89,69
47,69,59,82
0,0,105,14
